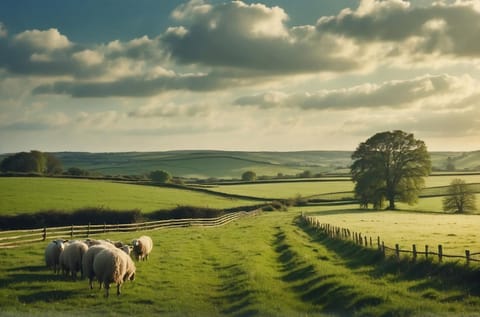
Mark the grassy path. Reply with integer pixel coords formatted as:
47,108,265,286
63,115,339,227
2,210,480,316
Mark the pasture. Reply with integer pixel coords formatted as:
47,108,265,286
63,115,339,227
206,174,480,201
304,207,480,255
2,173,480,315
0,178,258,215
2,210,480,316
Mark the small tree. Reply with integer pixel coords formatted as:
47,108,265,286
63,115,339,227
443,179,477,213
242,171,257,182
150,170,172,184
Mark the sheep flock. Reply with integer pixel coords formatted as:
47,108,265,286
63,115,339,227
44,236,153,297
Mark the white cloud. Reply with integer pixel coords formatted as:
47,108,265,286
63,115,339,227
234,74,469,110
13,28,71,51
72,49,104,66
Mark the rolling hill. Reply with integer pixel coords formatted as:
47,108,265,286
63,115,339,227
1,150,480,179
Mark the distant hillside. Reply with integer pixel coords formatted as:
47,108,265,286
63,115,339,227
1,150,479,179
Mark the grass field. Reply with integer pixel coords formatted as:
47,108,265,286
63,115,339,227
2,210,480,316
0,178,258,215
207,180,354,200
304,206,480,255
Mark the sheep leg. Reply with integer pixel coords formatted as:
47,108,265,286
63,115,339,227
117,284,121,296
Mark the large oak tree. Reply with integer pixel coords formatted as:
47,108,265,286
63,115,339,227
351,130,431,210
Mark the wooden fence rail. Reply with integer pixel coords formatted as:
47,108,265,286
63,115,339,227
0,210,261,249
301,214,480,265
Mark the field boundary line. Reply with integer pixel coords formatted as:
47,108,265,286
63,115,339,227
301,214,480,265
0,210,261,249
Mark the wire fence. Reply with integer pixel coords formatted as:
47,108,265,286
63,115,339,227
0,210,261,249
301,214,480,265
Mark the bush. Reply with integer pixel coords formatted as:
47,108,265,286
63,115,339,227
148,206,224,220
150,170,172,184
0,207,142,230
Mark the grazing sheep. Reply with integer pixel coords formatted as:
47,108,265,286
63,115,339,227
119,245,131,256
59,240,88,279
93,248,136,297
44,239,66,274
82,244,115,289
131,236,153,261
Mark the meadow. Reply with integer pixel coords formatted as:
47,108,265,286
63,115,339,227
0,178,258,215
206,174,480,200
303,207,480,255
2,173,480,316
2,210,480,316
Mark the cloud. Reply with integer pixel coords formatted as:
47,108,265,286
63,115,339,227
13,28,71,51
162,0,362,73
0,22,7,38
316,0,480,58
32,71,237,97
234,74,466,110
128,102,211,118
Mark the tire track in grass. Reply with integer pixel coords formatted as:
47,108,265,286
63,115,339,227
272,226,386,315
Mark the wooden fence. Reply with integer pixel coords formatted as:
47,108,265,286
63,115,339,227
302,214,480,265
0,210,261,249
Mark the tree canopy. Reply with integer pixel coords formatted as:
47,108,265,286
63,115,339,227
443,179,477,213
150,170,172,184
241,171,257,182
351,130,431,210
0,150,63,174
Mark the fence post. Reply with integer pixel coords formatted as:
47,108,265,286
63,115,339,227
377,236,381,250
42,227,47,241
382,241,385,257
70,225,74,238
412,244,417,262
395,244,400,260
438,245,443,262
466,250,470,266
359,233,362,246
425,245,429,259
364,236,368,247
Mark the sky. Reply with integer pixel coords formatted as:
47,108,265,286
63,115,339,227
1,0,479,153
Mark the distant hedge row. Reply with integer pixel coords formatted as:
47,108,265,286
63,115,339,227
0,206,227,230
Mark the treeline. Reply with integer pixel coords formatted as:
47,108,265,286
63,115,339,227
0,150,62,174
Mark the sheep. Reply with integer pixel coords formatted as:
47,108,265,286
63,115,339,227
131,235,153,261
44,239,66,274
59,240,88,279
82,244,115,289
93,247,136,297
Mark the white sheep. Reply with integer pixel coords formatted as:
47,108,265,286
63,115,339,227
93,247,136,297
44,239,66,274
131,236,153,261
82,244,115,289
59,240,88,279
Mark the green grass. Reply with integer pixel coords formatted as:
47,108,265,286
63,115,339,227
208,180,354,199
305,206,480,255
2,210,480,316
0,177,258,215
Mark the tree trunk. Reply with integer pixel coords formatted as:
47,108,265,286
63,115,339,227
388,197,395,210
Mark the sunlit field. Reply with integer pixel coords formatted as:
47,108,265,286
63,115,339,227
2,211,480,316
304,208,480,255
0,178,258,215
207,179,353,199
